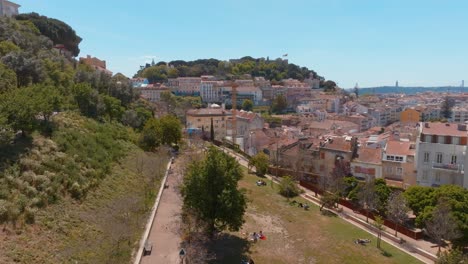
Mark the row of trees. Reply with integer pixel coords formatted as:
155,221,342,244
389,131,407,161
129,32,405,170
136,56,323,83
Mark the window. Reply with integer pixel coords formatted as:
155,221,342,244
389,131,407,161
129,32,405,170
386,155,394,161
423,152,430,163
436,153,443,164
422,170,428,181
437,136,445,144
451,155,457,164
396,167,403,175
386,167,393,174
395,156,403,162
453,137,460,145
435,172,441,182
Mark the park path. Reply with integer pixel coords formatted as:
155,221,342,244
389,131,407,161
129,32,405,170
220,146,436,264
141,156,185,264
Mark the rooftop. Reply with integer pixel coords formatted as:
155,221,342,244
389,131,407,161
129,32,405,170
385,140,415,156
421,122,468,137
354,147,382,164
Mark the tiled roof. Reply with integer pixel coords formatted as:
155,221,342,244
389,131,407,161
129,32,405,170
322,137,352,152
421,122,468,137
355,147,382,164
385,140,415,156
186,108,232,116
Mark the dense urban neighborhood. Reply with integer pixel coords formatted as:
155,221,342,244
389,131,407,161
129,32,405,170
0,1,467,264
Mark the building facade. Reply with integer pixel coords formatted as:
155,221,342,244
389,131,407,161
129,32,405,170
0,0,20,17
415,122,467,188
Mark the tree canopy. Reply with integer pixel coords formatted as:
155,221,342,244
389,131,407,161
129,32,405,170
181,146,247,236
135,57,326,83
15,13,82,57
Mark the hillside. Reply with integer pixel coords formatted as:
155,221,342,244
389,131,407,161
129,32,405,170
134,56,330,84
0,113,169,263
356,86,464,95
0,13,172,263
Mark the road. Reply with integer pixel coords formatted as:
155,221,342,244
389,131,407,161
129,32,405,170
141,157,184,264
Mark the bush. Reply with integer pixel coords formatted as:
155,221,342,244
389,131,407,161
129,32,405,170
278,176,300,198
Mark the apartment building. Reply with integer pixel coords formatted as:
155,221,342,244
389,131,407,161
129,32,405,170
135,84,169,102
351,147,382,181
186,104,231,140
382,140,417,189
415,122,467,188
0,0,20,17
451,105,468,123
200,81,225,103
167,77,201,96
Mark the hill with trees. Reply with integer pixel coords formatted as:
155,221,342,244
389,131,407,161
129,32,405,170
0,13,182,263
134,56,328,84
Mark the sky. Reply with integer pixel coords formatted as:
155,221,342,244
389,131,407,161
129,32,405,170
15,0,468,88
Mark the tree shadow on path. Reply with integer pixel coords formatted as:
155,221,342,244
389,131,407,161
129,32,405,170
208,233,252,264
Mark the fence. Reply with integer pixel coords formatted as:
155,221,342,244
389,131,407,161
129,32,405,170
299,180,424,240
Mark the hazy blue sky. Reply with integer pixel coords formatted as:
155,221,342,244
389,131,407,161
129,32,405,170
16,0,468,88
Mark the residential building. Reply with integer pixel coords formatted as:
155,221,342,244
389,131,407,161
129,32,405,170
79,55,112,75
135,84,169,102
226,110,264,153
351,147,382,181
400,108,421,123
0,0,20,17
131,78,149,88
382,140,417,189
200,81,225,103
318,137,353,178
167,77,201,96
451,105,468,123
415,122,467,188
186,104,232,140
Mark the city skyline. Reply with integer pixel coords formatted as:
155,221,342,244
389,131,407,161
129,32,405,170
16,0,468,88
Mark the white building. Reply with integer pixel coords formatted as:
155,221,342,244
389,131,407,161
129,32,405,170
451,105,468,123
0,0,20,17
200,81,225,103
415,122,468,188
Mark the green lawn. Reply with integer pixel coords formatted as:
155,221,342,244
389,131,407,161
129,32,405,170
219,169,423,264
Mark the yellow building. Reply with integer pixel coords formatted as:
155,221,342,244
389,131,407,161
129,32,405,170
400,108,420,123
186,105,232,140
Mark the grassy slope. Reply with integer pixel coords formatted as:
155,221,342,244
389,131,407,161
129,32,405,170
0,113,169,263
219,169,422,264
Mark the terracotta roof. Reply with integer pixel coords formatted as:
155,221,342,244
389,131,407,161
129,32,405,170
186,108,232,116
385,140,415,156
355,147,382,164
322,137,352,152
421,122,467,137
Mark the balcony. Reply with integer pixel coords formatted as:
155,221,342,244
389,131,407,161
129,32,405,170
432,162,463,173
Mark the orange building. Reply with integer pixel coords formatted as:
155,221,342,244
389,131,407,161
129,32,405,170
400,108,420,123
79,55,112,75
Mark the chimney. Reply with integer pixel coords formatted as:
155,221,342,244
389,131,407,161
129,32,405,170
424,123,430,128
458,124,467,131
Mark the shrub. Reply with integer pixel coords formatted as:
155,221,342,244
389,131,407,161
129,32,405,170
278,176,300,198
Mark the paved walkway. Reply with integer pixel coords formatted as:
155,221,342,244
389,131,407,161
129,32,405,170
141,157,184,264
221,147,437,264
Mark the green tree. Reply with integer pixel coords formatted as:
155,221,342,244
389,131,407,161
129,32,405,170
210,117,214,141
0,40,20,56
386,192,409,237
0,87,37,136
248,152,269,176
15,12,82,56
181,146,247,237
160,115,182,145
0,62,17,93
374,179,391,214
102,94,124,121
436,249,468,264
358,180,378,223
271,94,287,114
441,96,455,119
278,176,300,199
139,118,162,151
373,216,385,249
242,99,253,111
426,199,461,254
322,80,337,92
